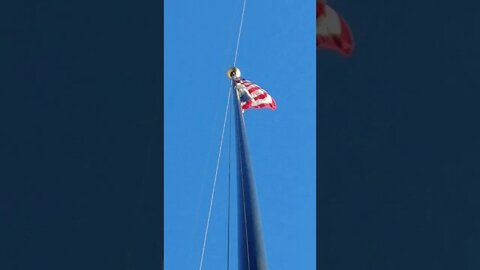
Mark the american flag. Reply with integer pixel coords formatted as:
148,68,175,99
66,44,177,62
316,0,354,56
234,78,276,111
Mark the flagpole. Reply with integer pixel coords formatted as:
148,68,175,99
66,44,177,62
231,78,268,270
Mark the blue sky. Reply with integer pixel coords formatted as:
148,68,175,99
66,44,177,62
165,0,315,269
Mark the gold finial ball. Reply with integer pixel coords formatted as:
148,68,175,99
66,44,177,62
226,67,241,79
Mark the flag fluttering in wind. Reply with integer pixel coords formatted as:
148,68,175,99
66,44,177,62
316,0,354,56
234,78,276,111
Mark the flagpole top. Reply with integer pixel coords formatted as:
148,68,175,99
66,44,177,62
227,67,241,79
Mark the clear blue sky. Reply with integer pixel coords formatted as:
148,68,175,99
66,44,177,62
165,0,315,269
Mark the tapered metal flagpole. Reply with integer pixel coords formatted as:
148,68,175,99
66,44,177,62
231,74,268,270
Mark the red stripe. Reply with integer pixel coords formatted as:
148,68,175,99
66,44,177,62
253,92,268,100
247,86,261,93
242,100,252,110
317,0,325,17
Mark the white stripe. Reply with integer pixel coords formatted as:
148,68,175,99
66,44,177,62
249,89,265,98
317,5,342,35
251,95,273,106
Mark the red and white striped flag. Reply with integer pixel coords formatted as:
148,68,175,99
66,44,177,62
234,78,276,111
316,0,354,56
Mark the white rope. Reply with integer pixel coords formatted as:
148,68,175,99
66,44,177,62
199,87,232,270
199,0,247,267
233,0,247,66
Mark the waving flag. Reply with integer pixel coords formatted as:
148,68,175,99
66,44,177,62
316,0,354,56
234,78,276,111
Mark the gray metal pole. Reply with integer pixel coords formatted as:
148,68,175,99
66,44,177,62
232,81,268,270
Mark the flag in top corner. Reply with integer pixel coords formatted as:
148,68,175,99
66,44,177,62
316,0,354,56
234,78,276,111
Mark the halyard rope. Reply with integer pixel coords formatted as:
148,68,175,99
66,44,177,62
233,0,247,66
199,0,247,268
199,87,232,270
